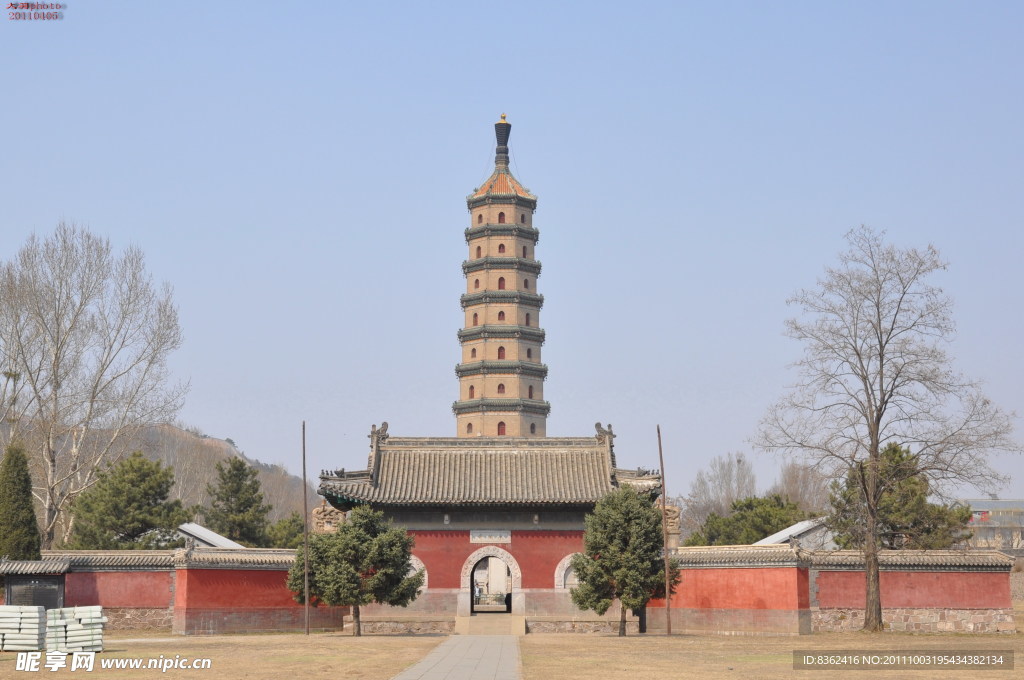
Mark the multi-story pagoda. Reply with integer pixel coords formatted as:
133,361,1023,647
455,114,549,438
318,117,661,632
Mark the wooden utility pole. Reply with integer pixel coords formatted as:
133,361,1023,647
657,425,671,636
302,421,310,636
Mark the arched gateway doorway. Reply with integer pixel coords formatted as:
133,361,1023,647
457,546,523,616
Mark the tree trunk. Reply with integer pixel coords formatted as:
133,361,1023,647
863,468,883,632
43,502,57,550
618,600,626,637
352,604,361,637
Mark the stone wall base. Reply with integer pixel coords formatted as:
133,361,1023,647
647,607,810,636
813,608,1017,634
355,619,454,635
173,607,347,635
104,607,173,631
526,620,639,634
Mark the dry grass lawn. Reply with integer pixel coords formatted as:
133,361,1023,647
0,632,443,680
521,632,1024,680
2,630,1022,679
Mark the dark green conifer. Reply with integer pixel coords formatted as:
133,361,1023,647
570,486,676,636
0,442,42,561
68,452,189,549
828,443,972,549
204,457,271,546
288,505,423,636
684,494,809,546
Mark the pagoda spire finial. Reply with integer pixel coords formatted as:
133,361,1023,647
494,114,511,168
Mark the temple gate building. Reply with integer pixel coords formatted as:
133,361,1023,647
318,117,661,632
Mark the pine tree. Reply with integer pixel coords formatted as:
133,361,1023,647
267,512,305,549
68,452,189,549
0,442,42,560
570,486,674,636
828,443,972,550
288,505,423,636
684,494,809,546
204,457,271,547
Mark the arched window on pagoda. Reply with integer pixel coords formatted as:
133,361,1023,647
497,383,505,394
476,245,482,258
526,348,532,358
471,348,477,358
467,422,473,433
498,212,506,223
520,214,526,224
497,421,506,435
472,313,478,326
498,346,506,360
469,385,475,399
523,279,529,290
530,423,536,434
498,277,506,290
522,246,527,258
498,244,506,254
528,385,534,399
474,279,480,290
477,214,483,224
498,311,505,321
525,313,531,326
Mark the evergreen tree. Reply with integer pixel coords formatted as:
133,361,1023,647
267,512,305,549
0,442,42,560
828,443,972,550
204,457,272,547
570,486,675,636
68,452,189,549
684,494,809,546
287,505,423,636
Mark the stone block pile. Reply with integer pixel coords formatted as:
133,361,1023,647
46,607,106,652
0,606,46,651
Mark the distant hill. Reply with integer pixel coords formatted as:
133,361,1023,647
134,423,319,523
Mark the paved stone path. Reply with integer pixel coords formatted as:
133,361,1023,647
390,635,520,680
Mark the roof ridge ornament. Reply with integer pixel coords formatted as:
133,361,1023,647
494,114,511,168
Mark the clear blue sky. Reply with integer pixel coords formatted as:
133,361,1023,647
3,1,1022,499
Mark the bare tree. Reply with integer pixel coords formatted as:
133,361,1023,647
678,451,756,535
757,226,1019,631
768,461,831,514
0,223,187,547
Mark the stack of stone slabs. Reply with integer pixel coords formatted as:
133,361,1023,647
0,606,45,651
46,606,106,652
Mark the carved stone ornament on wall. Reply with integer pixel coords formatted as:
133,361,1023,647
459,546,522,591
312,501,345,534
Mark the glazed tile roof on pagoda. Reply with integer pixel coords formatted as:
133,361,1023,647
320,435,658,507
469,167,536,201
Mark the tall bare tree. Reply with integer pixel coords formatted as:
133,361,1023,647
757,226,1019,631
768,461,831,514
0,223,187,547
677,451,756,536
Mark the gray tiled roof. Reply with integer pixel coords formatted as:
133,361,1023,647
810,549,1014,571
671,545,811,568
43,550,176,570
321,437,634,506
0,558,70,575
37,548,297,571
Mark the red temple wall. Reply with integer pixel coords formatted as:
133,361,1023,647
648,567,808,611
816,571,1012,609
409,530,584,589
173,569,297,608
65,571,173,608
